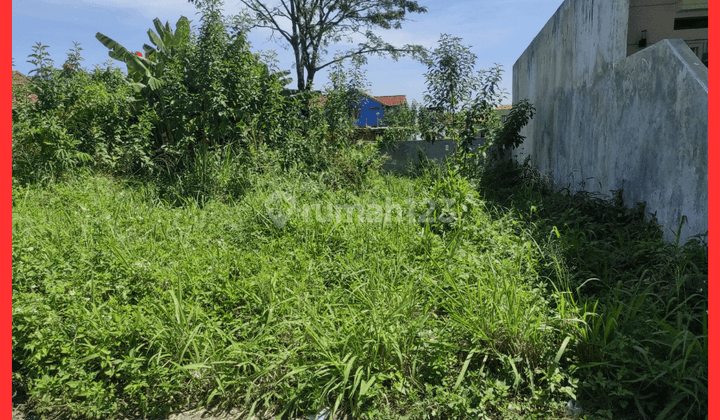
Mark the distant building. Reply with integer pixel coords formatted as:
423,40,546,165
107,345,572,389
495,105,513,123
12,70,37,114
476,105,513,140
354,93,407,127
627,0,707,66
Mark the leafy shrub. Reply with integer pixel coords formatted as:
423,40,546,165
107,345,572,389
377,100,422,149
120,0,293,177
12,60,156,184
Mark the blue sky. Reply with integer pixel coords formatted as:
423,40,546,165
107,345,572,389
13,0,564,105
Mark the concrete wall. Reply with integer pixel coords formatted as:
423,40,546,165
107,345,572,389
380,140,457,173
513,0,707,243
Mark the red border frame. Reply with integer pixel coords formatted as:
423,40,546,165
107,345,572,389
6,0,13,417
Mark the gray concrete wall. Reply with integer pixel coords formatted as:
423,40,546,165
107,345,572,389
380,140,457,173
513,0,707,243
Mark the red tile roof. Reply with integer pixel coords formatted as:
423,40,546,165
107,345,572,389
12,70,38,107
12,70,30,85
311,93,406,108
373,95,406,107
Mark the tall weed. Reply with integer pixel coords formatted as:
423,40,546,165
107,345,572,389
477,158,708,419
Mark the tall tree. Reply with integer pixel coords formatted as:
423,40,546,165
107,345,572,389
188,0,429,91
423,34,478,115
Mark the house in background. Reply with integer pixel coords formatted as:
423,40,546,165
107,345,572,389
627,0,707,66
495,105,513,123
12,70,38,115
354,94,407,127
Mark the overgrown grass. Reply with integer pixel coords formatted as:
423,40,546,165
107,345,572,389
12,165,568,419
475,158,708,419
12,157,707,419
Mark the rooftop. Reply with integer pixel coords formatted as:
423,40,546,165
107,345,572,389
372,95,407,107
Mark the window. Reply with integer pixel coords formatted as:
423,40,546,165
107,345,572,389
369,106,380,111
674,17,708,30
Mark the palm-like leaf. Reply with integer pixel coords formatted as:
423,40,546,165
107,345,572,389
174,17,191,48
95,32,161,92
142,44,158,59
147,28,166,52
96,16,190,98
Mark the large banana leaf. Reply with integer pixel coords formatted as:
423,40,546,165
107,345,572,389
147,27,166,53
173,17,191,48
145,16,191,58
95,32,162,92
153,18,169,47
142,44,158,59
96,16,189,98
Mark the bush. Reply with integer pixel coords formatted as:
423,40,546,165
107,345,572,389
12,62,156,184
12,0,392,194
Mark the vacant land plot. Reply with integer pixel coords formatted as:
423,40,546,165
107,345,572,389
12,163,707,420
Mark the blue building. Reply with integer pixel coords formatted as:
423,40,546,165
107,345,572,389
353,93,407,127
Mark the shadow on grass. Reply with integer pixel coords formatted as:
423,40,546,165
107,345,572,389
472,158,707,420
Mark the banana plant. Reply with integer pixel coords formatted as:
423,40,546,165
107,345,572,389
141,17,191,64
95,16,190,95
95,32,161,94
97,17,191,146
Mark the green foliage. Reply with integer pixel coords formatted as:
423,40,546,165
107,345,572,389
11,4,704,420
489,99,535,159
377,100,421,148
63,41,85,71
478,158,708,420
12,51,156,183
416,104,445,142
12,172,576,419
457,64,505,154
26,42,54,80
323,57,370,138
142,16,192,63
95,11,192,96
424,34,478,115
422,34,493,146
95,32,163,94
92,0,294,183
13,0,387,194
146,0,293,173
382,53,532,162
13,156,707,419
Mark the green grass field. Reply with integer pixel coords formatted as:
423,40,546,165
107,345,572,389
12,160,707,420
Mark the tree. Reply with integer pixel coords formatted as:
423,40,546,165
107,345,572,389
421,34,528,155
423,34,477,115
421,34,481,143
189,0,429,92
